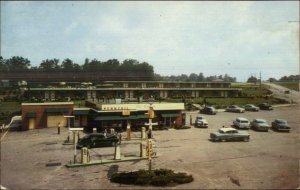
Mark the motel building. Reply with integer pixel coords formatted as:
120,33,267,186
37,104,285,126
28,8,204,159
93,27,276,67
21,101,185,131
23,81,241,101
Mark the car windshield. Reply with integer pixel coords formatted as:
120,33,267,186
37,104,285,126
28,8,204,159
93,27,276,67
277,120,287,124
241,120,249,123
81,135,90,140
256,120,266,123
218,129,224,133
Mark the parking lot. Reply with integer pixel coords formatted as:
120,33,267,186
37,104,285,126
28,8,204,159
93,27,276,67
1,104,299,189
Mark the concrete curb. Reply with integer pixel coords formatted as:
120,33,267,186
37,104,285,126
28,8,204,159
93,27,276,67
66,155,158,168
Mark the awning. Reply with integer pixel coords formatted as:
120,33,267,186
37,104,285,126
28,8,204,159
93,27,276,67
161,113,180,118
73,110,89,115
95,116,130,121
26,112,36,118
45,108,69,114
95,115,149,121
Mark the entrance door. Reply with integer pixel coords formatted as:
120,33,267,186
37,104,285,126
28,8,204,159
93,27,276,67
47,115,67,128
29,118,35,130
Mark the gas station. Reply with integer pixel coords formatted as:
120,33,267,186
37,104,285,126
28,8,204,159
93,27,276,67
66,104,158,168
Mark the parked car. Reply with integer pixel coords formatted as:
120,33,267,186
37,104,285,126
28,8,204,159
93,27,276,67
199,106,217,115
210,127,250,142
271,119,290,132
251,119,270,132
233,117,250,129
195,116,208,128
76,133,119,149
225,105,245,113
244,104,259,112
258,103,273,110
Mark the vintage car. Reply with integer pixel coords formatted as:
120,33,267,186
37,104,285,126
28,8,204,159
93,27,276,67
195,116,208,128
76,133,119,149
233,117,250,129
210,127,250,142
225,105,245,113
271,119,290,132
244,104,259,112
251,119,270,132
257,103,273,110
199,106,217,115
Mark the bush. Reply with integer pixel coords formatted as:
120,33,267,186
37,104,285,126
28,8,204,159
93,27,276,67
110,171,139,185
172,173,194,184
150,175,171,186
110,169,193,187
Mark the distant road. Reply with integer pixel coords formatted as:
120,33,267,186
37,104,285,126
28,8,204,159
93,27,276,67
263,82,300,104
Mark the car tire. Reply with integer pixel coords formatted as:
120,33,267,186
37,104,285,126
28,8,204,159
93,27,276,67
221,139,226,142
112,142,116,147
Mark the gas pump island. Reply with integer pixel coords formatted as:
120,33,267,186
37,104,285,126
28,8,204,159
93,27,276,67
66,105,158,168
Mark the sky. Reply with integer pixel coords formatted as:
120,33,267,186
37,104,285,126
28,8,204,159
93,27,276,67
1,1,299,82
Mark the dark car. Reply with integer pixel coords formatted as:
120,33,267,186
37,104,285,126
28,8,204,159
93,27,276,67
272,119,290,132
76,133,119,149
258,103,273,110
200,106,217,115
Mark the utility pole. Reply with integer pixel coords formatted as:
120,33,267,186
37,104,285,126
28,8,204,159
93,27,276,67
260,71,262,90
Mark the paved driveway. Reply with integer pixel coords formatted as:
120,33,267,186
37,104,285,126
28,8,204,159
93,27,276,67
1,105,299,189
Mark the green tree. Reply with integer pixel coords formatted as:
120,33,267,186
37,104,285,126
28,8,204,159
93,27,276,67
268,77,277,82
39,59,60,71
61,58,74,71
198,73,205,82
6,56,31,71
247,76,258,83
189,73,198,82
0,56,8,72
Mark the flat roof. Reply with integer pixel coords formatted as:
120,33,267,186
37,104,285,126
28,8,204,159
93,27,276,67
219,127,237,132
21,102,74,106
26,87,241,91
103,81,231,84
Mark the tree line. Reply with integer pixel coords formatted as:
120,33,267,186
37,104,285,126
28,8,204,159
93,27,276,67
155,73,236,82
0,56,238,82
247,75,300,83
0,56,154,81
0,56,153,73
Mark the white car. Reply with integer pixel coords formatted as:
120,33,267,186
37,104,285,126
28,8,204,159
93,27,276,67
225,105,245,113
244,104,259,112
233,117,250,129
195,116,208,128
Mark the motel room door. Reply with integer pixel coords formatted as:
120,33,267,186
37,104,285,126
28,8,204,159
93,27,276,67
28,118,35,130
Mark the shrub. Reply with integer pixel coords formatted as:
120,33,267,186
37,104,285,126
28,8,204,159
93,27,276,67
110,169,193,187
150,175,171,186
172,173,194,184
110,171,139,184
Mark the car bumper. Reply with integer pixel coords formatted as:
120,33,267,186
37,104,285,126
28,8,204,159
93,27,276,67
196,124,208,128
276,128,290,132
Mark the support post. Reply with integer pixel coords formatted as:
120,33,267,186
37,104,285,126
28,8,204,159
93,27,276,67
140,142,147,157
114,144,121,160
74,131,77,163
126,122,131,140
141,127,146,139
